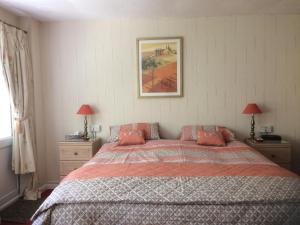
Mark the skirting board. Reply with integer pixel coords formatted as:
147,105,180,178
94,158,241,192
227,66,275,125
0,183,58,212
0,193,21,211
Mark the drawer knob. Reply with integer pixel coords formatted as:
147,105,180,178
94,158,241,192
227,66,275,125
74,152,78,155
271,154,276,158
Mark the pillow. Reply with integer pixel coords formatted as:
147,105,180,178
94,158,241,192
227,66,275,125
217,127,236,142
180,125,202,141
180,125,235,142
109,122,160,142
118,129,145,146
196,129,226,146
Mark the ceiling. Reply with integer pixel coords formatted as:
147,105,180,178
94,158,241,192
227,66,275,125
0,0,299,22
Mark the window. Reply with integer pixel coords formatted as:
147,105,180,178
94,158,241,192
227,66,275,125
0,73,12,139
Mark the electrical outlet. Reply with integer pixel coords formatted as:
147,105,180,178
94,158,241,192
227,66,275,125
260,125,274,134
269,126,274,133
90,124,102,132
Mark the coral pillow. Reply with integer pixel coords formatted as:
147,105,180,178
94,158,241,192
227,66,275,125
196,130,226,146
180,125,202,141
180,125,235,143
217,127,236,142
118,129,145,146
109,122,160,142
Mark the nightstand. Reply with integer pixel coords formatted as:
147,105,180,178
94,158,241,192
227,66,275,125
58,138,101,180
245,138,292,170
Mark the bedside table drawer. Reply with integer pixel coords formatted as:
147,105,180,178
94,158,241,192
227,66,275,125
60,161,87,175
258,148,290,163
58,138,102,179
59,146,92,160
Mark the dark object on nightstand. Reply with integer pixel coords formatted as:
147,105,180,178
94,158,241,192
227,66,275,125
260,134,282,141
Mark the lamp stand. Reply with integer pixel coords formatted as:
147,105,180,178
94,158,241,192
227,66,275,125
250,113,255,140
83,115,89,140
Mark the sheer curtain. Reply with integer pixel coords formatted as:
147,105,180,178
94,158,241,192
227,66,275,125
0,22,38,199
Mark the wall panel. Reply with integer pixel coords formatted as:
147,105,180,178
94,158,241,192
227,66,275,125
40,15,300,183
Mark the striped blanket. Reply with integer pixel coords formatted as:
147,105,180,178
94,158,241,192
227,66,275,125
32,140,300,225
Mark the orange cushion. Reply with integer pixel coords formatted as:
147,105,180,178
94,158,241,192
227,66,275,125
118,129,145,146
109,122,160,142
180,125,235,143
196,130,226,146
217,126,236,142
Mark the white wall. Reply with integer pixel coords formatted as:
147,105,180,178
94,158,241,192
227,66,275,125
0,140,18,210
40,15,300,183
0,7,19,25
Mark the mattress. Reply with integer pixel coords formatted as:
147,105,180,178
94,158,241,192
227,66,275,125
32,140,300,225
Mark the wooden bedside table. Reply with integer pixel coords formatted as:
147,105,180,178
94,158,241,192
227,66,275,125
58,138,101,180
245,138,292,170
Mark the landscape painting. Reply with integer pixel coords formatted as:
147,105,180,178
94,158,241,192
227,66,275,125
137,37,183,97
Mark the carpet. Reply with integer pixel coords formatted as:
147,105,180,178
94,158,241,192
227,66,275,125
0,189,52,225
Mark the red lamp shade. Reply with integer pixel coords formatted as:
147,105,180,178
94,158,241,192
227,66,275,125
77,104,94,115
242,103,262,114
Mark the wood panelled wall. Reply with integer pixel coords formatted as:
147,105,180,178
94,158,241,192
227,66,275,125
40,15,300,183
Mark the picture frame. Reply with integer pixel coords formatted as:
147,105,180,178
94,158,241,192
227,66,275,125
137,37,183,98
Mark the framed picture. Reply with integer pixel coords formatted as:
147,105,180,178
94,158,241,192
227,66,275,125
137,37,183,97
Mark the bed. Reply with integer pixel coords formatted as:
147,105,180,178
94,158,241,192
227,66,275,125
32,139,300,225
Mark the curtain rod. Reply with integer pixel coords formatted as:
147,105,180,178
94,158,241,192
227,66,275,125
0,19,28,34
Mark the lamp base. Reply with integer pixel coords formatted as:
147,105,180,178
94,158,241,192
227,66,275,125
250,114,255,140
82,136,90,141
82,115,89,141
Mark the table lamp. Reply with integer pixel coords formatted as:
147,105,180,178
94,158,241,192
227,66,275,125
77,104,94,140
242,103,262,140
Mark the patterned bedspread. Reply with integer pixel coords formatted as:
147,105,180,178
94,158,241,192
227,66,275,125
32,140,300,225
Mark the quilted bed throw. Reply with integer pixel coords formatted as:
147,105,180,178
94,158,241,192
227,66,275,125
32,140,300,225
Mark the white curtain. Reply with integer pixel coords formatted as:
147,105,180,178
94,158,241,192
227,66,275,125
0,23,38,199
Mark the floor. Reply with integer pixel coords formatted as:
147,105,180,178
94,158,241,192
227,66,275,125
0,189,52,225
1,221,31,225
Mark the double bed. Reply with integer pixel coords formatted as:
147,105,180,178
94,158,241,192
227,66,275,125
32,139,300,225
